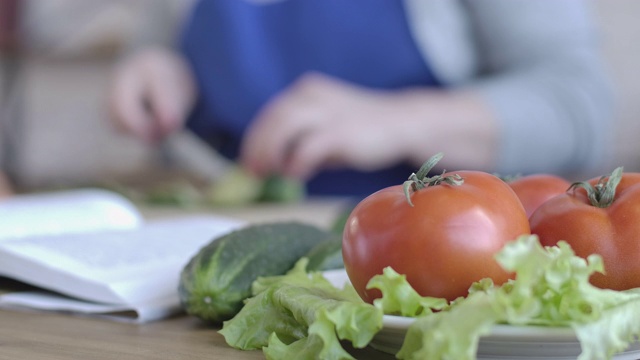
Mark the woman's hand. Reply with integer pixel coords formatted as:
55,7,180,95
108,47,196,143
240,72,498,180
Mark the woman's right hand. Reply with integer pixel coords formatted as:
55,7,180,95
108,47,196,143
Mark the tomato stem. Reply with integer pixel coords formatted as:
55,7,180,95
497,173,522,183
403,153,464,206
569,166,623,208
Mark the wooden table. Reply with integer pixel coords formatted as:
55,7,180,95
0,310,395,359
0,198,395,359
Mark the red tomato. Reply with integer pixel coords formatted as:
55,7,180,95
530,169,640,290
342,170,530,303
507,174,571,218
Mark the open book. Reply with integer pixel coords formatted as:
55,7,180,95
0,188,243,323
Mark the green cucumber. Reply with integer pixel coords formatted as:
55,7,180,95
304,233,344,271
207,166,263,206
329,201,357,234
206,165,306,207
258,175,306,203
178,222,331,323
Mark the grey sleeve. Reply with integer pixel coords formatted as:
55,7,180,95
462,0,614,176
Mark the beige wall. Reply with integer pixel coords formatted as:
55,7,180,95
14,57,155,187
594,0,640,172
0,0,183,189
2,0,640,190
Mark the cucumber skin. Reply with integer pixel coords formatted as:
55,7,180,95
305,233,344,271
178,222,331,323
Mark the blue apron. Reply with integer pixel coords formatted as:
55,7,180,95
181,0,440,198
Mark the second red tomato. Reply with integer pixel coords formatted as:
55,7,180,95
530,170,640,290
507,174,570,218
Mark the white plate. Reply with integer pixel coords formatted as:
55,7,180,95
374,316,640,359
322,270,640,359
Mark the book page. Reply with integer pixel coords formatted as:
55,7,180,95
0,188,143,241
0,291,180,323
0,215,244,305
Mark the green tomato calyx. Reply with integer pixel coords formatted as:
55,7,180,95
569,166,623,208
403,152,464,207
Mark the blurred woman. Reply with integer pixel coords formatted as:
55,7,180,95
109,0,613,197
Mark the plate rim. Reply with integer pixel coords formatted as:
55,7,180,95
323,271,640,358
382,314,579,341
323,269,581,341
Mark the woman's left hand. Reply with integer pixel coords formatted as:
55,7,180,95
240,72,497,180
240,72,426,180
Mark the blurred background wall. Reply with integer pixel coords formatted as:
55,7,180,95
0,0,192,190
595,0,640,175
0,0,639,190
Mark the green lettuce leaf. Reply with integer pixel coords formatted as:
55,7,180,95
219,258,383,360
573,296,640,360
397,290,498,360
366,266,448,317
494,235,636,326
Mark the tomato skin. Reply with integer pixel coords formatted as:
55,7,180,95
342,171,530,303
530,173,640,290
507,174,571,218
